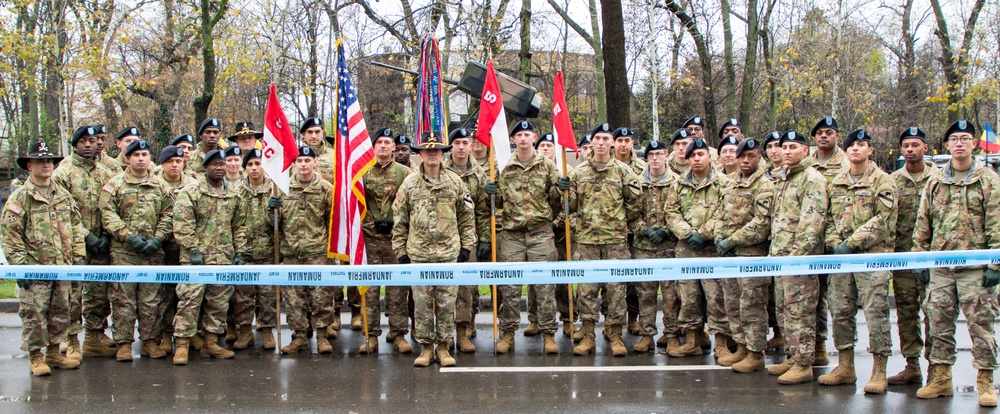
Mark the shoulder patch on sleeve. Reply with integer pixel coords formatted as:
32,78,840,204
463,193,474,211
5,203,22,215
877,189,895,209
626,177,642,197
102,184,115,194
395,191,404,203
755,198,771,216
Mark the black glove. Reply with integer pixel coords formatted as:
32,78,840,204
476,242,491,261
233,252,248,265
397,255,411,264
913,269,930,284
457,249,470,263
643,227,668,244
985,269,1000,288
685,231,705,251
85,233,101,253
16,279,32,290
141,237,162,255
189,249,205,265
374,220,393,235
484,181,498,195
126,234,147,252
716,238,736,257
552,221,565,235
833,242,854,255
97,234,111,254
268,196,282,209
557,177,571,191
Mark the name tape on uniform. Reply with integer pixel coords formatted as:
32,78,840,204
2,250,998,286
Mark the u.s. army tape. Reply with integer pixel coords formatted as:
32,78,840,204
2,249,998,286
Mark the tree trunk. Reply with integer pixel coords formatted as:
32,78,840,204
518,0,532,84
647,2,660,141
588,0,607,121
720,0,736,116
737,0,759,124
929,0,986,122
600,0,629,128
192,0,228,129
662,0,717,138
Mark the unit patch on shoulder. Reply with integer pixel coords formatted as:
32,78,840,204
5,203,22,215
877,190,895,209
626,178,642,196
103,184,115,194
463,193,475,210
755,198,771,216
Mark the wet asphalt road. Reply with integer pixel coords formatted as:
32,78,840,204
0,311,995,413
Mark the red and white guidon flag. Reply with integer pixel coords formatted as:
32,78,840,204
260,83,298,194
475,61,511,173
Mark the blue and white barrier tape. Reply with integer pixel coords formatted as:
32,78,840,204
2,250,997,286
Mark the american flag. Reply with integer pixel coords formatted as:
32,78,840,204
328,41,375,267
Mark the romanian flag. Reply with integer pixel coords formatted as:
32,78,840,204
979,123,999,153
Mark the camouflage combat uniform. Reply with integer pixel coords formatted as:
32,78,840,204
770,157,828,366
3,180,86,351
914,159,1000,370
235,177,277,332
443,156,490,337
632,167,680,340
392,165,477,346
618,152,647,324
156,172,197,336
825,161,897,357
96,152,123,172
99,169,173,345
810,148,849,348
171,177,247,338
361,160,412,338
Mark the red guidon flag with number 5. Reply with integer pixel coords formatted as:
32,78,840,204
260,84,298,194
476,61,511,173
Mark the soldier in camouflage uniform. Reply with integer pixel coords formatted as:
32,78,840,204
566,123,642,357
188,118,222,174
666,129,693,180
713,138,774,372
394,134,415,168
155,145,197,353
170,134,197,169
358,128,413,355
716,135,741,176
171,149,248,365
761,131,785,350
888,127,937,385
3,142,84,376
664,138,734,360
268,145,338,355
112,127,141,168
611,127,645,335
393,131,477,367
765,131,828,385
232,149,277,351
914,120,1000,407
53,125,117,359
818,129,897,394
443,127,490,353
99,140,173,362
484,123,566,355
94,124,123,172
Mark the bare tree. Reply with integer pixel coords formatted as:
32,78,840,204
929,0,986,122
547,0,607,120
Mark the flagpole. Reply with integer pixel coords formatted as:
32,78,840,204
561,147,575,339
489,145,499,355
271,183,282,353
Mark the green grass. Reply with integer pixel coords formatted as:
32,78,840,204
0,279,15,299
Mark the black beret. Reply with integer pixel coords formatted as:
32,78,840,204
718,118,742,138
718,135,740,151
643,140,667,158
510,120,535,136
780,130,809,146
198,118,221,135
71,125,97,146
762,131,782,146
612,127,634,139
682,116,704,128
93,124,108,135
394,135,412,146
159,145,185,164
171,134,195,146
116,126,140,141
589,123,613,137
124,140,150,157
843,129,872,150
202,149,225,166
298,145,317,158
670,128,692,145
534,133,555,149
223,146,243,158
684,138,710,159
300,117,323,133
899,127,927,144
577,134,592,147
943,120,976,142
242,148,262,168
449,128,472,142
372,128,393,143
734,138,760,158
811,116,838,136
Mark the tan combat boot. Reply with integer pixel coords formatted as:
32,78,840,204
572,323,586,343
666,337,681,354
979,369,997,407
607,325,627,357
190,334,205,351
358,335,378,354
777,362,813,385
698,329,712,350
141,340,167,359
496,331,516,354
563,321,574,338
414,344,434,367
97,330,116,347
916,364,953,399
456,324,476,353
280,331,310,354
523,322,540,336
233,325,254,350
864,354,889,394
45,345,81,370
29,349,51,376
83,330,117,357
633,336,655,353
225,323,238,342
766,328,784,351
173,338,190,365
813,341,830,365
768,359,795,376
572,321,596,356
260,328,276,350
159,332,173,353
393,335,413,354
330,313,342,331
713,333,734,362
325,324,339,340
316,329,334,354
350,310,363,330
669,330,704,357
733,351,765,373
66,334,82,361
656,334,669,347
818,348,856,385
436,342,457,367
543,333,559,354
200,333,235,359
720,344,748,367
116,343,133,362
888,357,922,385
